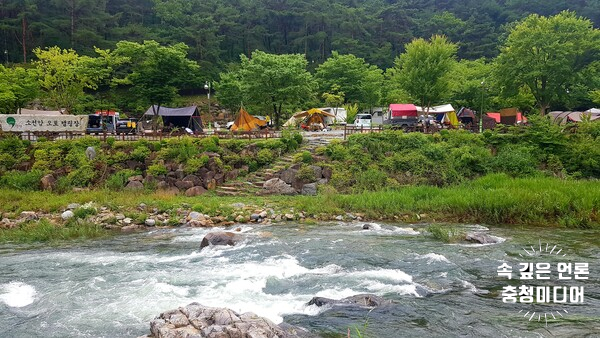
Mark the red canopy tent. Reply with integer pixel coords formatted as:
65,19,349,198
389,104,418,117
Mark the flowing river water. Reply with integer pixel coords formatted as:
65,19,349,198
1,222,599,337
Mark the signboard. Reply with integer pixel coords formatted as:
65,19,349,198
0,114,89,132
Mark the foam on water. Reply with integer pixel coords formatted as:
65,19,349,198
348,269,413,283
363,281,420,297
0,281,37,307
416,253,451,264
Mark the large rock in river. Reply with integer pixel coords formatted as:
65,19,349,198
200,231,241,249
465,232,500,244
308,294,392,308
143,302,314,338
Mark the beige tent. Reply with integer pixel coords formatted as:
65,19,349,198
292,108,335,129
231,108,267,131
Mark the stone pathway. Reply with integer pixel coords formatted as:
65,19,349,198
215,137,332,196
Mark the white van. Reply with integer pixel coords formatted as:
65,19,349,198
354,113,372,127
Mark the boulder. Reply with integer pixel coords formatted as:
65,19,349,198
185,186,207,197
188,212,204,221
85,146,96,160
175,180,194,190
174,169,185,180
322,167,333,180
309,165,323,180
224,169,239,181
128,175,144,182
182,175,202,186
214,173,224,185
125,160,144,170
67,203,81,210
301,183,317,196
40,174,56,191
308,294,392,308
61,210,74,220
145,303,313,338
19,211,38,221
465,232,500,244
200,232,241,249
279,169,297,185
121,224,145,232
125,181,144,190
201,171,215,186
156,181,169,190
205,179,217,190
263,178,296,195
145,219,156,227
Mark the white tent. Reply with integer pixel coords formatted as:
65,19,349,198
415,104,455,114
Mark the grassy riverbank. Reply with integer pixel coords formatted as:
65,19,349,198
1,174,598,244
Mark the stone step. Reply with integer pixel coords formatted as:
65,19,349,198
216,190,244,196
217,186,242,191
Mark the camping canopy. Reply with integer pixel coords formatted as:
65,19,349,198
292,108,335,126
487,111,527,124
389,104,418,117
231,108,267,131
548,111,600,124
142,105,203,132
416,104,455,115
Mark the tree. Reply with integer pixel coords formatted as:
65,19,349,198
0,65,39,114
315,52,384,109
218,50,315,128
494,11,600,115
34,46,101,113
391,35,458,109
110,40,200,114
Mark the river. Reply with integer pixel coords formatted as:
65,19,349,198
1,222,599,337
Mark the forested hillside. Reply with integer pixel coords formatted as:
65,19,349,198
2,0,600,73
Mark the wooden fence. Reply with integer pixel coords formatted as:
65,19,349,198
343,125,384,139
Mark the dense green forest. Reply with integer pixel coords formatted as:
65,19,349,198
2,0,600,72
1,1,599,120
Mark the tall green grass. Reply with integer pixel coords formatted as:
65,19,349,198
0,174,598,229
0,219,109,243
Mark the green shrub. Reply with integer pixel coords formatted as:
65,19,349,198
73,205,98,219
54,176,73,194
325,143,350,161
296,165,317,182
185,155,209,174
199,136,220,152
67,164,96,187
329,167,354,192
354,168,388,192
108,150,130,165
147,163,168,176
256,148,275,165
0,170,44,191
0,136,28,171
131,145,151,161
105,169,137,191
293,151,313,164
106,137,116,148
64,149,88,168
492,145,539,176
427,224,463,243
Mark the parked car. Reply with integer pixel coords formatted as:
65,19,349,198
354,113,372,127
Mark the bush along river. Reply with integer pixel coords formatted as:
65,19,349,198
1,222,599,337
